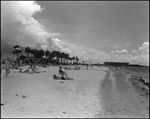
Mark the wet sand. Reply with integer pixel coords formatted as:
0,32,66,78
97,70,149,118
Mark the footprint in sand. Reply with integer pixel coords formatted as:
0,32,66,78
60,81,64,83
22,95,26,98
46,110,53,114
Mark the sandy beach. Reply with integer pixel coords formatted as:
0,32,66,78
1,1,149,118
1,65,149,118
1,66,107,118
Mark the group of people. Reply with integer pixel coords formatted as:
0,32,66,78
1,54,80,80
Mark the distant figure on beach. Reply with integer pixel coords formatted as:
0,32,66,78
25,64,35,73
89,61,92,69
1,54,3,73
86,61,88,70
4,59,11,77
59,66,68,80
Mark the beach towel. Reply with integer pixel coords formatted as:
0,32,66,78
53,74,73,80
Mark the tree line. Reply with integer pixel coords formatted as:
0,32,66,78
12,45,79,65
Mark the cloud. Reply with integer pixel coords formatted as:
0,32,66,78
59,41,149,65
1,1,60,54
113,44,120,49
108,42,149,65
110,49,128,54
132,42,149,54
125,42,130,47
1,2,149,66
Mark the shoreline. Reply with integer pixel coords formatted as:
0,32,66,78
97,69,149,118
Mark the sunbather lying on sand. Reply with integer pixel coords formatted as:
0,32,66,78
63,67,71,70
25,70,46,74
14,66,46,74
53,74,73,80
74,67,81,70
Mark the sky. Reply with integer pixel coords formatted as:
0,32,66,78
1,1,149,65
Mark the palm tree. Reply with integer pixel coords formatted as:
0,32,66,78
55,51,60,64
64,53,67,64
68,57,72,65
75,56,79,68
45,50,50,58
13,45,20,49
19,55,26,64
66,53,69,65
59,52,63,64
76,56,79,63
19,55,26,61
25,47,31,57
72,56,75,65
34,49,39,58
13,45,22,65
39,49,44,58
30,49,35,57
50,51,57,65
61,52,66,64
44,50,50,64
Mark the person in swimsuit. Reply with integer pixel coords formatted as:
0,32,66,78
1,54,3,73
58,66,68,80
4,59,11,77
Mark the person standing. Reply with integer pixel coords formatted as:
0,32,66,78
1,54,3,73
86,60,89,70
4,59,11,77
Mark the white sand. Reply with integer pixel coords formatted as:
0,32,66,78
1,66,108,118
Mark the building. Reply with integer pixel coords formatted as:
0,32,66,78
103,62,129,66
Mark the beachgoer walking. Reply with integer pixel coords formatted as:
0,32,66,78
4,59,11,77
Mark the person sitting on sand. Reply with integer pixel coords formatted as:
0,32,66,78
59,66,68,80
63,67,71,70
18,68,23,73
15,64,46,74
14,67,46,74
74,66,81,70
23,64,33,73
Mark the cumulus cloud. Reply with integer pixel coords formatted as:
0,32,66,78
1,1,149,66
110,49,128,54
60,41,149,65
132,42,149,54
1,1,60,54
109,42,149,65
